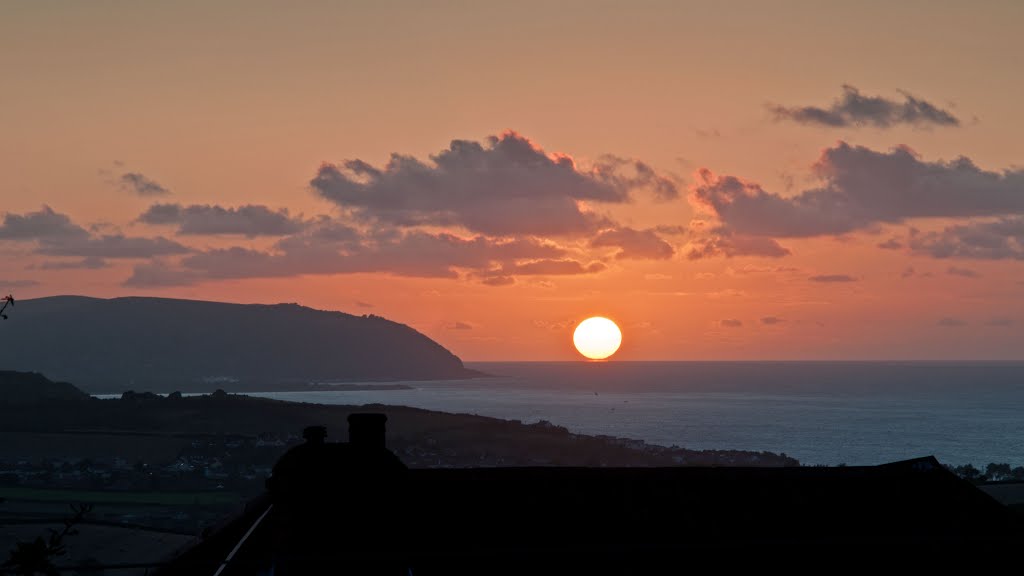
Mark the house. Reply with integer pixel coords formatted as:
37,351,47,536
158,414,1024,575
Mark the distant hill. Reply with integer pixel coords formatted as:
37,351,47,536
0,370,90,404
0,296,476,393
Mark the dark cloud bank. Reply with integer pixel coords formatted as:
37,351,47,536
690,142,1024,260
139,204,307,237
103,134,681,285
0,206,187,262
19,125,1024,289
122,132,679,287
0,206,87,240
311,130,678,238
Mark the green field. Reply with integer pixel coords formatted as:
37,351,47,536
0,486,241,506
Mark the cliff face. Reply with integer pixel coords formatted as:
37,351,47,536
0,296,472,392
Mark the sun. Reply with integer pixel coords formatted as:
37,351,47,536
573,317,622,360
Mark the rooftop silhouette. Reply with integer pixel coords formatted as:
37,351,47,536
158,413,1024,575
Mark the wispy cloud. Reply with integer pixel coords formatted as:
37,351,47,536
770,85,960,128
685,229,790,259
947,266,981,278
0,279,40,288
909,218,1024,261
809,274,857,283
496,259,606,276
39,256,109,270
592,227,674,260
445,321,474,330
39,234,189,259
120,172,170,196
123,216,601,287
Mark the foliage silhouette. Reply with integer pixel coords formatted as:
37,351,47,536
0,295,13,320
3,503,92,576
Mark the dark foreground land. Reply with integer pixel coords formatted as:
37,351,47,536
6,371,1021,574
1,373,799,573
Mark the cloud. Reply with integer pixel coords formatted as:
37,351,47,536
760,316,785,326
0,206,88,240
986,317,1013,327
533,318,576,331
907,217,1024,260
901,266,916,278
38,234,189,259
123,221,580,286
770,85,960,128
938,317,967,327
705,289,747,298
355,301,374,308
179,237,507,281
685,230,790,259
877,238,902,250
0,207,188,262
310,131,677,237
809,274,857,283
495,259,606,276
947,266,981,278
591,227,674,260
1,279,40,288
481,275,515,286
120,172,170,196
654,225,687,235
690,143,1024,239
719,319,743,328
123,261,199,287
446,321,473,330
138,203,307,236
39,256,109,270
726,265,801,275
368,233,566,276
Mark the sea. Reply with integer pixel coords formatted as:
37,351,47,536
247,361,1024,468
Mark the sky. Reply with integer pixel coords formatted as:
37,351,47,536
3,1,1024,360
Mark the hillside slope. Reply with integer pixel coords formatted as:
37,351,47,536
0,370,90,404
0,296,473,392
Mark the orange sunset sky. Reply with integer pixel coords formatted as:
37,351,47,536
4,1,1024,360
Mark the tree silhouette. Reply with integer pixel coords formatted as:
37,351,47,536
951,463,981,482
2,503,92,575
985,463,1012,481
0,294,13,320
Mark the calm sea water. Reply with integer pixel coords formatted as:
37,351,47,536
246,362,1024,467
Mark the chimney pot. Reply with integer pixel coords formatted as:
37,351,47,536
302,425,327,444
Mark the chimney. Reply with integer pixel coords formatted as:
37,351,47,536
302,425,327,445
348,413,387,449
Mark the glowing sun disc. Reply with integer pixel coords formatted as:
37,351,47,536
573,317,622,360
